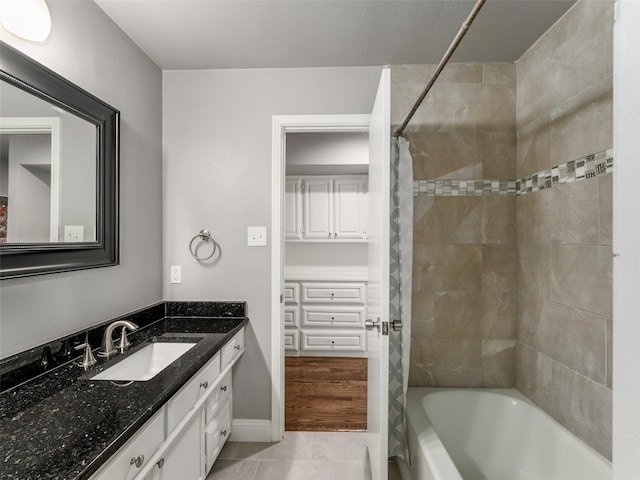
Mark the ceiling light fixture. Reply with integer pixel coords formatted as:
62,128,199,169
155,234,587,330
0,0,51,42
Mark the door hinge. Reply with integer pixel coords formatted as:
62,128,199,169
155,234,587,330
280,294,283,303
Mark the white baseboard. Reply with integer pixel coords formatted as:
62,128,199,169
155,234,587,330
230,419,274,442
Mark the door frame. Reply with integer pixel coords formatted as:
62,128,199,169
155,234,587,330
270,114,371,440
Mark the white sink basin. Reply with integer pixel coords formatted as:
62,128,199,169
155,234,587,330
91,342,197,381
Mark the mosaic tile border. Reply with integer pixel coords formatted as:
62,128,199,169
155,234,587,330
413,149,613,197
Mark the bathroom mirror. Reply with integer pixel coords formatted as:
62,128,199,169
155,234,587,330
0,42,119,279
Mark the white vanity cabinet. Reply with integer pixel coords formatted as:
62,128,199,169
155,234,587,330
153,412,204,480
285,175,368,242
285,280,367,357
90,328,244,480
89,407,165,480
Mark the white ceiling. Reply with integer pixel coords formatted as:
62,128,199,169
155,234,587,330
95,0,576,71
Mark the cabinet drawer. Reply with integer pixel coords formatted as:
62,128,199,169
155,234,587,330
205,397,232,471
301,331,366,352
221,328,245,369
92,408,164,480
284,283,299,304
284,306,299,327
301,282,366,304
167,353,221,431
301,306,365,328
284,329,299,352
205,370,232,424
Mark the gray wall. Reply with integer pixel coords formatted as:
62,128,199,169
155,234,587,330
515,0,613,459
0,1,163,358
162,66,382,420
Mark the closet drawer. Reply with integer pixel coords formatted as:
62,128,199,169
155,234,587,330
205,397,232,469
221,328,245,369
284,283,300,304
301,306,365,328
284,329,299,352
205,370,232,423
167,353,221,431
301,330,366,352
284,306,299,327
92,408,164,480
301,282,366,304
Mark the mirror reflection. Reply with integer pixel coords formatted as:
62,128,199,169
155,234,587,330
0,79,96,244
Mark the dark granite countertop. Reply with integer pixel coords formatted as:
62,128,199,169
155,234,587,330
0,315,248,480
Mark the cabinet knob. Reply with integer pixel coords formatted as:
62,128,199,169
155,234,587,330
156,458,165,469
234,344,241,351
130,455,144,468
200,381,209,389
221,429,228,437
221,385,228,392
331,340,335,345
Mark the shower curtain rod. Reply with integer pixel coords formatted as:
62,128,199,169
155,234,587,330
394,0,487,138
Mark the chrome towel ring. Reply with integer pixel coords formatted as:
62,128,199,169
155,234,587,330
189,229,218,261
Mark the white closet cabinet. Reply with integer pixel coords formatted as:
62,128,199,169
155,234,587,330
285,280,367,357
286,175,367,242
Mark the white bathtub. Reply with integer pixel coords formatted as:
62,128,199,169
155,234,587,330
400,388,611,480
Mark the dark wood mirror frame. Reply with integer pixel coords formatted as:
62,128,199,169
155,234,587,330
0,42,119,279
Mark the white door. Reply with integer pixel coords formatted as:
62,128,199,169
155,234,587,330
366,68,390,480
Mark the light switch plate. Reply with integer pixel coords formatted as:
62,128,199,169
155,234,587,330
247,226,267,246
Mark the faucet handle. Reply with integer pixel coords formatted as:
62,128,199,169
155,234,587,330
117,327,131,353
74,342,97,370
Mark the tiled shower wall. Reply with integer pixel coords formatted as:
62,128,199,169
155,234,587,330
515,0,613,459
391,63,518,388
392,0,613,460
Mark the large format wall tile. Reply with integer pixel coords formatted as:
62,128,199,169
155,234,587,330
549,244,612,317
516,345,612,460
409,338,484,387
517,244,550,299
599,174,613,245
518,298,607,384
482,244,517,292
514,0,613,460
412,243,483,292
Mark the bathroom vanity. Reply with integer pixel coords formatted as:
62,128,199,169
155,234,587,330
0,302,247,480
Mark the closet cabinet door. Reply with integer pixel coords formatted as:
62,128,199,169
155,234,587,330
333,176,367,239
302,177,333,239
284,178,303,240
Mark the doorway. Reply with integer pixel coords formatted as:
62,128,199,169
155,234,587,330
283,131,369,431
270,114,372,440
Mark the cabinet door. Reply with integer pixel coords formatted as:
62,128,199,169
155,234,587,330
90,408,164,480
333,176,367,239
302,177,333,239
284,178,303,240
155,412,204,480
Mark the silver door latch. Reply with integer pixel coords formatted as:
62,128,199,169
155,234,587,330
365,318,389,335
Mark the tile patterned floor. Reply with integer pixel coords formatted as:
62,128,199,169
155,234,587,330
207,431,402,480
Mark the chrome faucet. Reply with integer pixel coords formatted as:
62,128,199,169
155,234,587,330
98,320,139,358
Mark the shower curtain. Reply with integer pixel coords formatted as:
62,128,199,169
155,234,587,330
388,136,413,459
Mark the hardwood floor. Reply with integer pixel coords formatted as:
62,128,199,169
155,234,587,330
285,356,367,432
